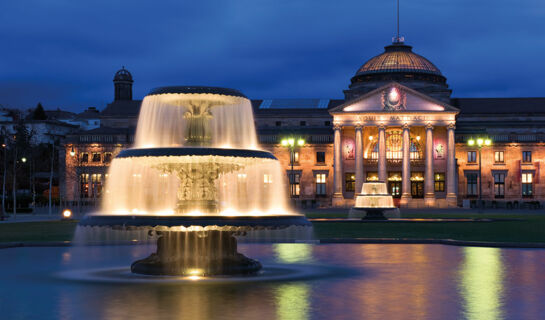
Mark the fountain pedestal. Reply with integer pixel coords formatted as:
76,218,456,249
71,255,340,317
131,231,262,276
352,182,397,220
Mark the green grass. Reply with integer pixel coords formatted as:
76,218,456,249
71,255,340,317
0,221,78,243
0,212,544,244
309,211,545,243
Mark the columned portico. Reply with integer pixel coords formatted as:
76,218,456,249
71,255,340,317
424,123,435,206
446,123,457,206
332,124,343,205
378,125,387,182
354,124,364,193
329,82,459,208
400,124,411,205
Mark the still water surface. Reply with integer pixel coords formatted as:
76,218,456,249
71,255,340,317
1,244,544,320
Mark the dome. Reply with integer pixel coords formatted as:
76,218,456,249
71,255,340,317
114,67,133,82
352,43,445,84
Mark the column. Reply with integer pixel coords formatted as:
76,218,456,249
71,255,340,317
355,125,364,194
378,125,387,182
446,123,457,206
424,123,436,206
400,124,411,206
333,124,343,203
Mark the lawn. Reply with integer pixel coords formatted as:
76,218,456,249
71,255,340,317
0,210,544,244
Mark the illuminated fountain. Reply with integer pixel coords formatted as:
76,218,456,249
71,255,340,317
78,86,310,276
351,182,397,220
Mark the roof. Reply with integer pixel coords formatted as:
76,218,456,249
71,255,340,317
452,98,545,114
355,43,442,77
114,67,133,82
101,100,142,117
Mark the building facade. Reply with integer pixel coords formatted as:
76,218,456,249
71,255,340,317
61,40,545,208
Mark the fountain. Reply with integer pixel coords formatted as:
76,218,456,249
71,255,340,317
78,86,310,276
351,182,397,220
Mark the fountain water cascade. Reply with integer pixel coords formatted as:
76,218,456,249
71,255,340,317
350,182,399,220
78,86,310,276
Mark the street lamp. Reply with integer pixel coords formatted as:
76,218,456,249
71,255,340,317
281,137,305,197
467,137,492,208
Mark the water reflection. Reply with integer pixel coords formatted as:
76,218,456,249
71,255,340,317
273,243,313,264
275,283,311,320
459,247,504,320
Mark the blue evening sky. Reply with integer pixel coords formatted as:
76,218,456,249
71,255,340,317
1,0,544,112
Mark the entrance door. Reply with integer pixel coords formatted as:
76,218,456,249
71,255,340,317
388,181,401,198
411,181,424,198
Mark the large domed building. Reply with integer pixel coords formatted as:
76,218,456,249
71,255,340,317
345,41,452,103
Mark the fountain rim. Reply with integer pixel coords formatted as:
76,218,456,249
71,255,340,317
147,86,247,98
116,147,277,160
78,214,311,229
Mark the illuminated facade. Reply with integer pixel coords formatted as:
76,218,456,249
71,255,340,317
62,41,545,208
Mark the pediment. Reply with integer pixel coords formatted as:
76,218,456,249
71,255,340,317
331,82,459,114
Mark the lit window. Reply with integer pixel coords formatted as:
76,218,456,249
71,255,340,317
263,174,272,184
103,152,113,163
289,173,300,197
369,131,422,160
316,173,326,195
291,152,300,164
522,172,533,197
434,173,445,192
494,151,504,163
345,173,355,192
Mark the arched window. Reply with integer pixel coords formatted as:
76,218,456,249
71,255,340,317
369,130,422,160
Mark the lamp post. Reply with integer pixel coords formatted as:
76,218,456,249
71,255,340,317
281,137,305,198
467,137,491,208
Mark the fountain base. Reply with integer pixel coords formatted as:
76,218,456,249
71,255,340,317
131,230,262,276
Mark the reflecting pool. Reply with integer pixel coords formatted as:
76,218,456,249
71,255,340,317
1,244,545,320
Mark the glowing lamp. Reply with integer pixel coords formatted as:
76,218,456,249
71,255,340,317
468,139,475,146
288,138,295,146
70,146,75,157
297,139,305,146
477,138,484,146
281,139,288,146
62,209,72,220
416,136,421,141
485,139,492,146
21,157,27,163
369,136,373,141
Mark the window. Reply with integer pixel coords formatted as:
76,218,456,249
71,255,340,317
369,131,422,160
522,172,533,197
91,174,102,197
103,152,112,163
81,153,89,163
316,173,326,195
275,121,282,127
291,151,299,164
494,151,504,163
366,172,378,182
316,151,325,164
80,173,89,198
300,121,306,126
467,173,478,196
494,173,505,198
434,173,445,192
345,173,355,192
92,153,101,162
324,121,331,126
467,151,477,163
289,173,300,197
263,174,273,184
522,151,532,163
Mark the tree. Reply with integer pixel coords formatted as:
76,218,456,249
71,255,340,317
32,103,47,120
